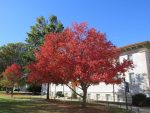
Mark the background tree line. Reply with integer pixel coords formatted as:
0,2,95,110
0,15,64,95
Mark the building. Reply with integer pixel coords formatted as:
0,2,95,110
119,41,150,96
41,41,150,102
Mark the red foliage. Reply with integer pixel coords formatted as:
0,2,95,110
3,63,22,85
27,23,133,106
28,22,133,88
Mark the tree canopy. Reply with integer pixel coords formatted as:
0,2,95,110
0,42,26,74
25,15,64,63
28,23,133,107
2,63,22,97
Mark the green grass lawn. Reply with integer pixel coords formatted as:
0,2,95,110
0,92,134,113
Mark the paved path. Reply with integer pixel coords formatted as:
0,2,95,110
100,103,150,113
136,107,150,113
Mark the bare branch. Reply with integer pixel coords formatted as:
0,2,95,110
65,84,83,97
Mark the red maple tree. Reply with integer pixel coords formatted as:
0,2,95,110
3,63,22,97
28,23,133,107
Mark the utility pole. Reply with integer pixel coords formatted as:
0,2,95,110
113,84,115,102
123,77,128,110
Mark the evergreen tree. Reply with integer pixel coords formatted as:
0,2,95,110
25,15,64,63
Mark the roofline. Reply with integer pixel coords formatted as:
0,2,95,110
120,41,150,51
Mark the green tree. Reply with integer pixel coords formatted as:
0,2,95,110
25,15,64,63
25,15,64,99
0,43,27,90
0,43,26,73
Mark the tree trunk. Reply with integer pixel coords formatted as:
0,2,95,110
6,87,9,94
113,84,115,102
54,85,56,99
71,86,77,99
46,83,50,100
18,86,20,93
11,87,13,98
32,86,35,95
82,87,87,107
49,83,51,99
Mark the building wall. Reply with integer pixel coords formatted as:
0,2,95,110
42,83,72,97
41,47,150,102
119,48,150,96
146,51,150,91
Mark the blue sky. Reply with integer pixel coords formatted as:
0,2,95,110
0,0,150,47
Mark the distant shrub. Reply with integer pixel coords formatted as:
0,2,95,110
27,85,41,95
56,91,64,97
0,87,5,91
145,97,150,106
132,93,146,106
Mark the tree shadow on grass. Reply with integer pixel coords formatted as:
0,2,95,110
0,98,107,113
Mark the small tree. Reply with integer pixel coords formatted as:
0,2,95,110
3,63,22,97
27,62,56,99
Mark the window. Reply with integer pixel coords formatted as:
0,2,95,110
129,73,135,85
88,93,91,99
128,54,133,61
96,94,100,101
106,94,110,101
117,95,120,101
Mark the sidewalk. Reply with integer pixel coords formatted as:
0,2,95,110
95,102,150,113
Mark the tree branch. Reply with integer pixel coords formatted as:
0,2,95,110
65,84,83,97
86,84,90,88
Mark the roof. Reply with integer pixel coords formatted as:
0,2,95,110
120,41,150,52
